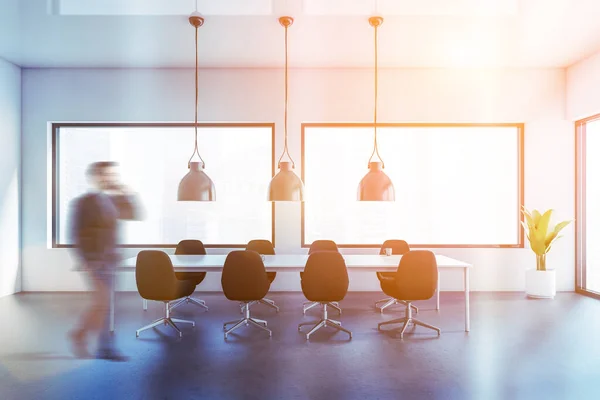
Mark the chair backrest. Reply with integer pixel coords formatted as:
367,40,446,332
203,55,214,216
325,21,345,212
135,250,179,300
379,239,410,255
301,251,348,302
246,239,275,255
175,239,207,255
221,250,270,301
308,240,339,254
395,250,438,300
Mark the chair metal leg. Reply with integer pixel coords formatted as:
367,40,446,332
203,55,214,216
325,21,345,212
299,304,352,340
224,302,271,339
251,318,268,326
165,319,183,338
137,301,195,338
187,297,209,311
327,302,342,315
224,319,246,338
378,303,440,338
303,301,320,314
171,318,195,327
143,298,148,311
305,320,326,339
378,317,406,329
399,320,411,337
326,319,352,339
224,319,244,330
169,298,188,311
413,318,441,335
377,298,396,313
248,319,272,336
136,318,164,337
259,299,280,312
375,297,391,305
298,320,321,331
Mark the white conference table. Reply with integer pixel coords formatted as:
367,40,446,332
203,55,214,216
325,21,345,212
116,254,472,332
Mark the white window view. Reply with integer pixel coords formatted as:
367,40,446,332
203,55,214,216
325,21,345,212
55,124,273,246
584,119,600,293
303,125,522,246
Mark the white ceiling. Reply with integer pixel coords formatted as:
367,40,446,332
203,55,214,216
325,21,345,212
1,0,600,68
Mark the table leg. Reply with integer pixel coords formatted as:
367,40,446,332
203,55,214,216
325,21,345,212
464,267,470,332
110,277,115,332
436,270,440,311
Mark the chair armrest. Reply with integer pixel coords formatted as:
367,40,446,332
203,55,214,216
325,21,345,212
376,272,396,281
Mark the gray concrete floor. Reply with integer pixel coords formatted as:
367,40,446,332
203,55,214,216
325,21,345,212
0,291,599,400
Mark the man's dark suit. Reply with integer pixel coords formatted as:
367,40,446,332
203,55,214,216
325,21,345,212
70,191,140,354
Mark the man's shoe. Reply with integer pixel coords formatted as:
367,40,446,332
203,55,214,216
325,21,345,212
68,330,92,359
96,349,129,362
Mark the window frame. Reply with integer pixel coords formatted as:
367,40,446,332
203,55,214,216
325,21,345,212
300,122,525,249
575,115,600,299
51,122,276,249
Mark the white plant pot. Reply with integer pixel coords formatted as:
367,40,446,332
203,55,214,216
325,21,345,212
525,269,556,299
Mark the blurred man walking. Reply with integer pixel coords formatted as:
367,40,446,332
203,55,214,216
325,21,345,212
68,161,143,361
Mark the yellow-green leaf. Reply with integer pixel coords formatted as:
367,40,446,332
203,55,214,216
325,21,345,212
552,220,571,236
531,228,546,255
532,209,542,226
545,235,563,253
537,209,553,238
522,208,535,230
545,231,557,247
521,221,531,241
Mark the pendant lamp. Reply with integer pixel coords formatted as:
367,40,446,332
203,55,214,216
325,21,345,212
178,11,216,201
267,16,305,202
357,16,395,202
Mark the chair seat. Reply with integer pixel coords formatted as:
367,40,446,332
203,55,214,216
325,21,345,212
381,276,431,302
267,272,276,283
301,280,345,303
175,271,206,286
145,279,196,302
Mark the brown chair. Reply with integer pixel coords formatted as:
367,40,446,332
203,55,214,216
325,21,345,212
298,252,352,340
245,240,279,312
377,250,441,338
170,239,209,311
135,250,196,338
222,251,272,339
302,240,342,314
375,240,418,314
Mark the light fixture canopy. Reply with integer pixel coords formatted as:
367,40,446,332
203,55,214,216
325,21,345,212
267,16,305,202
358,16,395,201
178,10,215,201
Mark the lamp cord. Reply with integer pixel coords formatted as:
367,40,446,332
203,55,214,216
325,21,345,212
188,25,206,169
277,21,295,169
368,22,384,168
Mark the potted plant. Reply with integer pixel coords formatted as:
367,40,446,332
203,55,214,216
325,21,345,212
521,207,571,299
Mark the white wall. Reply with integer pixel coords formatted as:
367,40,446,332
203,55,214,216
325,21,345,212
0,57,21,297
567,51,600,120
21,67,575,292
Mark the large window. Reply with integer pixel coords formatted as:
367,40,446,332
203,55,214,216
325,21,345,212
576,115,600,297
302,123,523,247
53,123,274,247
